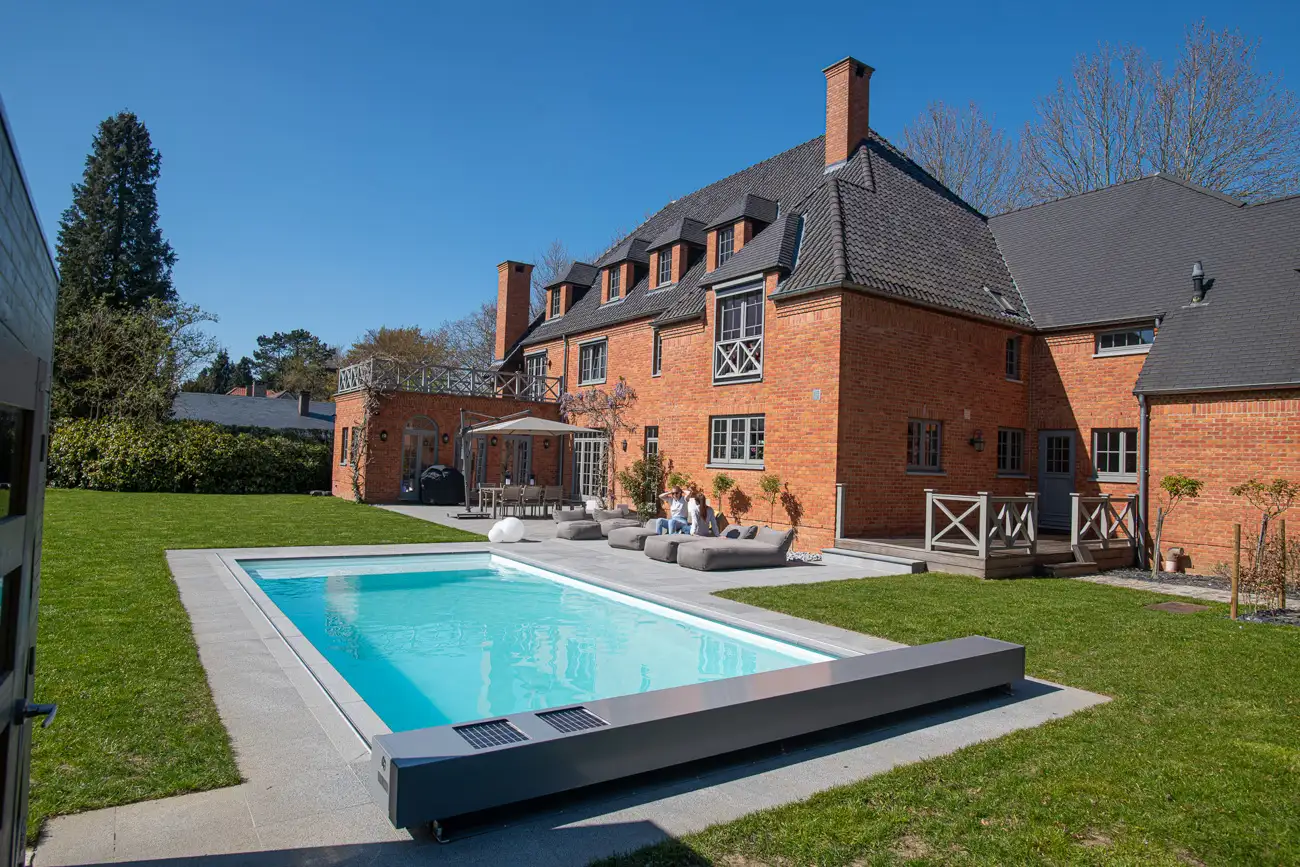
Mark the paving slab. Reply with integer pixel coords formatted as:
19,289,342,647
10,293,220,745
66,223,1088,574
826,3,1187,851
34,530,1108,867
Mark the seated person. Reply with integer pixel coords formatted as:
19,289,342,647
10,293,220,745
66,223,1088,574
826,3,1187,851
651,486,690,534
688,492,720,536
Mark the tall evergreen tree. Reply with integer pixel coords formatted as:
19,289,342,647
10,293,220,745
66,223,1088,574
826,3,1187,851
251,329,334,388
182,348,237,393
56,112,176,310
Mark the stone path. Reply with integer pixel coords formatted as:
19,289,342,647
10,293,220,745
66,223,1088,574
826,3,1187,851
1074,573,1299,610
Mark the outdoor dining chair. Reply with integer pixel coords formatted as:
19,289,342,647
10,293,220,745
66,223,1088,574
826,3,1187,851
542,485,563,512
521,485,543,517
499,485,523,517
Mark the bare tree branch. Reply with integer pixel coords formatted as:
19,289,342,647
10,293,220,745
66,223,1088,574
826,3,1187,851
530,239,573,316
902,100,1028,214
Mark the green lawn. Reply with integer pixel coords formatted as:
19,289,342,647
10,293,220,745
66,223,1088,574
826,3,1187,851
599,575,1300,866
32,489,481,840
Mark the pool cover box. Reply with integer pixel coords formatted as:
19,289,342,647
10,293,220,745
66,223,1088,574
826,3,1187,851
370,635,1025,828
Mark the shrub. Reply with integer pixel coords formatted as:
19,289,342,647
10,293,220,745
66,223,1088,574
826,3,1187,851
615,450,667,519
48,418,332,494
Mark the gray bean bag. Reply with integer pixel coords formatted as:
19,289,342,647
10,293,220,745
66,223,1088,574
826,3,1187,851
643,533,708,563
556,520,603,541
553,507,588,524
607,525,657,550
676,527,795,571
592,506,637,522
720,524,759,540
599,517,642,537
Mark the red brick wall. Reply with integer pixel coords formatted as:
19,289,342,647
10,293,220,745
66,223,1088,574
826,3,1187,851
494,261,533,360
1030,332,1145,498
1148,389,1300,569
837,293,1033,538
824,58,872,166
331,392,560,502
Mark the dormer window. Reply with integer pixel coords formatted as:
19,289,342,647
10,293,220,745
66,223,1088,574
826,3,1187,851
717,226,735,266
608,267,621,301
549,287,561,318
657,248,672,287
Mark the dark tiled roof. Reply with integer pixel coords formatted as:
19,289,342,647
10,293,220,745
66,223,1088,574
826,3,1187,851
701,213,803,287
519,133,1029,348
545,261,599,290
648,216,707,250
171,393,336,431
990,174,1300,392
595,236,650,267
703,193,779,230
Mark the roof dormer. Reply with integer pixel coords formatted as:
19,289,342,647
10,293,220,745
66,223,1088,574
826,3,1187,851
704,194,778,272
597,238,650,304
647,217,707,289
543,261,598,319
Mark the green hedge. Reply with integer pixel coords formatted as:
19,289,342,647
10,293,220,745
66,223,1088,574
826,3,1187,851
48,418,332,494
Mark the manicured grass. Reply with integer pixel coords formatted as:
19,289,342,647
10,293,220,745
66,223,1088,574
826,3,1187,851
598,574,1300,866
32,489,481,840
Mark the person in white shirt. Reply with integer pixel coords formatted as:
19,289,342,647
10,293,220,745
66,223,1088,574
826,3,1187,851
688,492,720,536
653,486,690,534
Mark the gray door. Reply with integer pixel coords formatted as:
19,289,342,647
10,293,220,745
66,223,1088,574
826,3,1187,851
0,112,59,866
504,436,532,485
1037,430,1075,530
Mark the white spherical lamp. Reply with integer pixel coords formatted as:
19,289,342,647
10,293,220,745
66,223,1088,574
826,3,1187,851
499,516,526,543
487,524,505,543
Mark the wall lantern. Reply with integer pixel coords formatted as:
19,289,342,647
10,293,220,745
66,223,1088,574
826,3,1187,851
968,430,985,452
621,440,628,452
490,436,498,447
542,438,550,449
378,430,388,442
441,432,450,444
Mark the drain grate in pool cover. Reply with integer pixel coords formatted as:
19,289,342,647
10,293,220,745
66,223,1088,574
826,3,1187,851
453,719,529,749
536,706,608,733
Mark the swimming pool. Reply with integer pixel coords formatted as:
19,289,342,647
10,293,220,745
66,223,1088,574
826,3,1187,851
239,553,832,733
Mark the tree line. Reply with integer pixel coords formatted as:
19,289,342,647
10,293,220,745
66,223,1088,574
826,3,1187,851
902,20,1299,214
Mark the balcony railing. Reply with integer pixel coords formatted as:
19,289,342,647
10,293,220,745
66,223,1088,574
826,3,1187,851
924,489,1039,557
1069,493,1138,549
714,336,763,381
337,357,563,403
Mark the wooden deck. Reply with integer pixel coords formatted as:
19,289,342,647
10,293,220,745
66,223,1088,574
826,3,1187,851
832,535,1138,579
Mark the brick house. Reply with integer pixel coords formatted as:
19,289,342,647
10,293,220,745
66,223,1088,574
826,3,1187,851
336,56,1298,572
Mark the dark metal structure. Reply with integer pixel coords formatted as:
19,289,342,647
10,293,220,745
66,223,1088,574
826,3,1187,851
370,635,1024,831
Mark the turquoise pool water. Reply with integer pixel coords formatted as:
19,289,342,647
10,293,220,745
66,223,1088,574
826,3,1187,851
240,553,832,732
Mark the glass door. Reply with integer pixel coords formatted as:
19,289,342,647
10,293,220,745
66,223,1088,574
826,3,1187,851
572,434,608,502
504,436,532,485
399,418,439,501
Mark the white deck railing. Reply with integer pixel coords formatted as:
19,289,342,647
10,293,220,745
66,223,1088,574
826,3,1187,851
337,357,563,403
713,336,763,380
924,490,1039,557
1070,493,1138,549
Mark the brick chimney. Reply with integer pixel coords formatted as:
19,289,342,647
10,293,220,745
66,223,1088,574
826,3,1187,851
823,57,874,167
495,260,534,362
298,391,311,416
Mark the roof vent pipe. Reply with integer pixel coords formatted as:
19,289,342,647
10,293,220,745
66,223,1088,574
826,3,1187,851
1191,261,1206,303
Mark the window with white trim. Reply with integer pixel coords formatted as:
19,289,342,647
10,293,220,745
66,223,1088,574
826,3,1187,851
997,428,1025,474
713,283,763,381
644,425,659,457
549,287,561,317
1005,336,1021,380
1096,327,1154,355
578,341,607,384
716,226,735,266
339,427,350,466
657,248,672,286
651,330,662,376
1093,428,1138,480
710,415,764,466
608,266,621,300
906,420,942,472
524,352,547,399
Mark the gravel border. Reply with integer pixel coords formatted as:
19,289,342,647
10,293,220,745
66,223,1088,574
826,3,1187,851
1102,567,1229,592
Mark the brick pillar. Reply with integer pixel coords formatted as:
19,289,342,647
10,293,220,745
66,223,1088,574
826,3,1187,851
824,57,874,167
495,260,533,361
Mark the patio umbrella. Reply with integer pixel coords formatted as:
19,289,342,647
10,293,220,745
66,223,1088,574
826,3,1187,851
454,413,601,518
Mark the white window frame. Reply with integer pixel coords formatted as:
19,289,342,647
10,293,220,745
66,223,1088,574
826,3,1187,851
657,248,673,287
997,428,1026,475
713,280,764,383
523,351,548,400
1095,327,1155,357
607,266,621,301
549,287,561,318
644,424,659,457
716,226,735,266
1092,428,1139,482
1005,336,1021,381
709,414,764,468
651,330,663,376
906,419,943,473
339,426,350,466
578,340,607,385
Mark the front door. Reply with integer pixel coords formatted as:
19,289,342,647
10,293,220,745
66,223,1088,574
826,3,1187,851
399,420,439,501
572,434,608,501
1037,430,1076,530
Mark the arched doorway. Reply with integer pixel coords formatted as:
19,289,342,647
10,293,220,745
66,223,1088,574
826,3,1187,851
399,416,439,501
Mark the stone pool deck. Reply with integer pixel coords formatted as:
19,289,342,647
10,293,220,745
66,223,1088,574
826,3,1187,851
35,530,1108,867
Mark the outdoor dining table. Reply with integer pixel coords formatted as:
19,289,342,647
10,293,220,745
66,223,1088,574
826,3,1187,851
477,486,503,518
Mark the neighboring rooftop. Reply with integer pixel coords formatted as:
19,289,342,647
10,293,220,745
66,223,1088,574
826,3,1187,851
172,392,336,432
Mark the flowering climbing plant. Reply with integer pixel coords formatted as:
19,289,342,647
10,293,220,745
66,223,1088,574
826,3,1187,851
559,377,638,504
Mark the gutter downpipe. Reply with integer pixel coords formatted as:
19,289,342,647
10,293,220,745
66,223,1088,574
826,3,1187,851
559,335,570,491
1137,391,1150,568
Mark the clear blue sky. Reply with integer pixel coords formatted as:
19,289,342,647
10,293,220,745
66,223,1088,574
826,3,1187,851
3,0,1297,359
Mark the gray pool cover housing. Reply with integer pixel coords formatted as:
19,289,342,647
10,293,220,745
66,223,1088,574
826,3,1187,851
370,635,1024,828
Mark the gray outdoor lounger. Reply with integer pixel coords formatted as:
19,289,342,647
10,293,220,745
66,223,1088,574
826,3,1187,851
677,526,795,571
607,524,657,550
